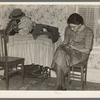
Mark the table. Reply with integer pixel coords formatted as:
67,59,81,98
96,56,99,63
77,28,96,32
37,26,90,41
7,34,62,67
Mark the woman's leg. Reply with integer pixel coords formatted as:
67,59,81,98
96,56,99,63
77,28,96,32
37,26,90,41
54,63,66,90
51,47,70,90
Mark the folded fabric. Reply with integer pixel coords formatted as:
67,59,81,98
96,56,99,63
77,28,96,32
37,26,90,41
24,64,43,76
5,19,19,35
32,24,60,43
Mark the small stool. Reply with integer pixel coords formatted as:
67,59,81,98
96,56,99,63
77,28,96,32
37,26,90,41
0,56,25,90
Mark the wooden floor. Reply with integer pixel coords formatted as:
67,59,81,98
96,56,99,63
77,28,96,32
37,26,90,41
0,75,100,90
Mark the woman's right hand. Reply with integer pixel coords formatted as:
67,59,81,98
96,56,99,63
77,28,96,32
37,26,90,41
59,42,70,50
62,41,67,45
60,41,67,46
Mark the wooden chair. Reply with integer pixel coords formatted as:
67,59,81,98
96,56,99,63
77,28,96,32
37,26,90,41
68,59,88,90
0,30,25,90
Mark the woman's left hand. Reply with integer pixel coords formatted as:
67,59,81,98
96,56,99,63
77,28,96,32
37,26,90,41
70,45,90,54
69,45,76,49
70,45,81,52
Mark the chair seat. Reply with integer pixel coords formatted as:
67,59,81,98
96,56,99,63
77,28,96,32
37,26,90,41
71,61,87,67
0,56,24,62
70,61,87,72
0,56,24,67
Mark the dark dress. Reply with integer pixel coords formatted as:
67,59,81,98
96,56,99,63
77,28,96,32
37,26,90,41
5,19,19,43
51,25,94,75
5,19,19,35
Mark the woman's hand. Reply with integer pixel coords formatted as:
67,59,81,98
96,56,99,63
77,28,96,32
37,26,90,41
58,42,68,49
69,45,81,52
62,41,69,46
62,41,66,44
69,45,76,49
58,42,66,47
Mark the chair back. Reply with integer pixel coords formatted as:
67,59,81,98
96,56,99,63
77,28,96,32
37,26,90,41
0,30,8,57
3,29,8,57
0,30,5,57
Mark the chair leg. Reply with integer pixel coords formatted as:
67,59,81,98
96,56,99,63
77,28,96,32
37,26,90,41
70,66,74,83
84,68,87,86
67,71,71,84
21,62,24,85
15,64,17,70
81,66,84,90
5,65,9,90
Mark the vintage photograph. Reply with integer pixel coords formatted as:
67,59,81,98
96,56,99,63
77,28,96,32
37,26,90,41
0,2,100,91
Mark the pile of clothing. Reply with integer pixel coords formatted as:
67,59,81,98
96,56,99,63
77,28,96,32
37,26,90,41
5,9,33,36
5,8,60,43
32,24,60,43
24,63,51,79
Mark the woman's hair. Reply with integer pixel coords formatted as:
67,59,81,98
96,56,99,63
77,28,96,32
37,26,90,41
67,13,84,25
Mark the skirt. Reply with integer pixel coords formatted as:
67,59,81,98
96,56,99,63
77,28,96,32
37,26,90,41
51,44,88,75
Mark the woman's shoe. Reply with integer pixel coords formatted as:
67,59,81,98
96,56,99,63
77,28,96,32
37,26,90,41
62,88,66,90
56,86,66,90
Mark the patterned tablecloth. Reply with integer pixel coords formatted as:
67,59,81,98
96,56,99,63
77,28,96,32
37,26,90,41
7,34,62,67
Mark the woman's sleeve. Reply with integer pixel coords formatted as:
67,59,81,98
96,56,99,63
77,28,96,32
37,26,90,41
85,29,94,51
64,26,70,44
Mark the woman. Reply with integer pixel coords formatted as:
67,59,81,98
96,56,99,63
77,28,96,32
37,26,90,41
6,9,25,36
51,13,94,90
6,8,33,36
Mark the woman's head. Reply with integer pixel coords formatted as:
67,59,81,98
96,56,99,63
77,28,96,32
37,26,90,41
67,13,84,32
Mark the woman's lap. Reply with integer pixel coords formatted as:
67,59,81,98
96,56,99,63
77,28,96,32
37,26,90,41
51,45,89,75
51,47,70,74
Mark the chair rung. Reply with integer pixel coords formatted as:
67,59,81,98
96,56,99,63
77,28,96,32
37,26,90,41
70,74,81,76
0,75,5,79
9,69,21,76
70,76,81,79
0,68,4,70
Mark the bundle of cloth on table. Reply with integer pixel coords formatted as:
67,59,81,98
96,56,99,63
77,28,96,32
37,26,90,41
6,20,60,43
5,8,60,43
31,24,60,43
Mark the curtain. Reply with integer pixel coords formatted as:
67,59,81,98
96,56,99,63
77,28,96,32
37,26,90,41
77,5,100,46
78,6,94,32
